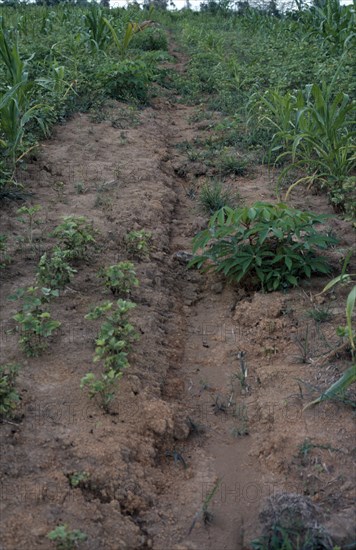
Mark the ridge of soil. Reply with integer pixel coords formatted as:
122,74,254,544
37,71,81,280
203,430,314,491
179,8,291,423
0,39,355,550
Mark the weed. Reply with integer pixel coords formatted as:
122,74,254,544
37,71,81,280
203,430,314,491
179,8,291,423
68,471,90,488
51,216,96,260
16,204,42,244
9,287,61,357
0,363,21,418
47,524,87,550
294,325,311,364
0,234,11,268
165,450,187,469
51,181,66,202
99,262,139,296
307,305,332,323
190,202,337,292
125,229,152,259
186,416,206,436
189,478,222,534
216,152,248,176
211,395,228,415
74,182,88,194
36,247,76,290
304,257,356,409
199,179,239,215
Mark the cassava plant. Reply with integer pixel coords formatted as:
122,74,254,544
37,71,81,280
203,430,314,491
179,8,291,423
189,202,337,292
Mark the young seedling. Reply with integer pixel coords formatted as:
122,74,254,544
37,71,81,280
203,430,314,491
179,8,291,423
16,204,42,244
51,216,96,260
188,478,222,535
67,471,90,489
165,450,187,469
0,363,21,418
211,395,227,415
9,287,61,357
36,247,77,290
99,262,139,296
80,370,121,413
47,524,87,550
85,299,138,372
125,229,152,259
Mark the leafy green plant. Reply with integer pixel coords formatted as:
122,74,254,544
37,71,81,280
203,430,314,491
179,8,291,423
100,262,139,296
84,299,138,372
16,204,42,244
68,471,89,488
99,58,153,103
189,202,337,291
125,229,152,259
199,179,238,215
36,247,77,290
304,257,355,409
0,363,21,418
9,286,61,357
80,370,121,413
51,216,96,260
132,27,168,51
47,524,87,550
84,6,109,51
0,29,47,167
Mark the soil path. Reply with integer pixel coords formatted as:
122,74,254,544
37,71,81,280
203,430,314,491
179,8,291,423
0,35,355,550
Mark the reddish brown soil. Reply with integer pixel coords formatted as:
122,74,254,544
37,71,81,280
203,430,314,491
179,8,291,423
0,42,355,550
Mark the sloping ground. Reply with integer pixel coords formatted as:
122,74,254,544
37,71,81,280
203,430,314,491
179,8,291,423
0,42,355,550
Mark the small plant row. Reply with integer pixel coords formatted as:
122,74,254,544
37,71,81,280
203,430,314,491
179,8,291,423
0,215,97,420
0,217,151,419
79,231,151,411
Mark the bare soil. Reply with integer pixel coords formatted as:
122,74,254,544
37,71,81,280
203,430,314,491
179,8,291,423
0,41,355,550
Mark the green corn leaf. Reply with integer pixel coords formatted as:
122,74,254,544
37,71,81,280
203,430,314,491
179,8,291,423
303,364,356,410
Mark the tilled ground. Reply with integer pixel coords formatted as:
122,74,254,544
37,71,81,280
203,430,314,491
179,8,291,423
0,43,355,550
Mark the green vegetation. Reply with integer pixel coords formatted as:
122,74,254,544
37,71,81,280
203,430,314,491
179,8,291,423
189,203,337,291
0,363,21,417
199,179,239,214
125,229,152,259
81,299,138,411
51,216,96,260
9,286,61,357
304,259,356,409
100,261,139,296
0,4,169,191
47,525,87,550
36,247,76,289
165,1,355,214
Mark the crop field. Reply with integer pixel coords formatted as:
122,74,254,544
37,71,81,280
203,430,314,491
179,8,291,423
0,1,355,549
